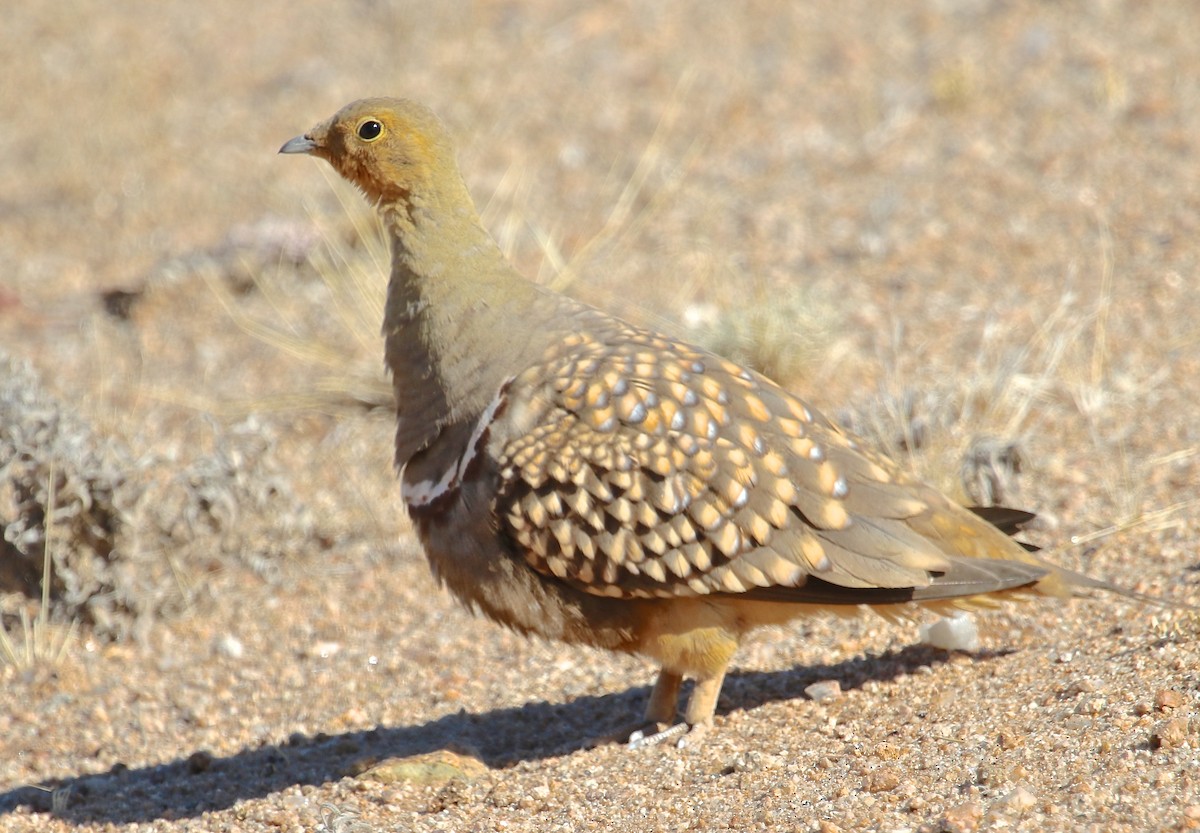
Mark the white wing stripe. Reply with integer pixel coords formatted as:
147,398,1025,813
402,383,509,508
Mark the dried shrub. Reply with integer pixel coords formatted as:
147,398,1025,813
1,353,132,620
0,350,318,640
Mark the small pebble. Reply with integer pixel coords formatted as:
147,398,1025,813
920,614,980,651
941,799,984,833
1155,689,1185,710
1074,696,1106,715
1063,714,1092,730
186,750,214,774
861,767,900,793
805,680,842,702
1151,717,1190,749
997,731,1023,750
1183,804,1200,830
215,634,244,659
998,785,1037,812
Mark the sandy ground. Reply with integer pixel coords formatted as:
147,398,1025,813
2,1,1199,831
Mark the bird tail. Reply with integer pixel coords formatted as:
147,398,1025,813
966,504,1180,606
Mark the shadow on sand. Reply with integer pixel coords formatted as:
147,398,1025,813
0,644,1010,823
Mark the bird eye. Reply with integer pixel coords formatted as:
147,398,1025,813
356,119,383,142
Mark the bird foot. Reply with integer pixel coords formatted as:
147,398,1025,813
586,721,668,749
588,720,701,749
628,721,709,750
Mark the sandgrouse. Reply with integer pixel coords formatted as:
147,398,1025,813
282,98,1118,745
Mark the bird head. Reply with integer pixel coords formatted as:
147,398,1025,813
280,97,459,208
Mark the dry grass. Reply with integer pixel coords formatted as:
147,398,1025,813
834,284,1094,505
0,466,78,670
201,186,393,418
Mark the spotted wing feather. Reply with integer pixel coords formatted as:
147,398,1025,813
492,311,1044,602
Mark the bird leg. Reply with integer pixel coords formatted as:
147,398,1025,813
644,669,683,725
586,669,680,748
621,669,683,748
627,667,727,749
683,668,727,727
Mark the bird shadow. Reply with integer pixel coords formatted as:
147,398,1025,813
0,643,1008,823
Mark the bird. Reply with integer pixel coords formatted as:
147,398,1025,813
280,98,1127,746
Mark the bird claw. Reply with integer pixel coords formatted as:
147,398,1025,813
628,721,709,750
586,720,688,749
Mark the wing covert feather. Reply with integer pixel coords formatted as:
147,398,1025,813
492,314,1040,603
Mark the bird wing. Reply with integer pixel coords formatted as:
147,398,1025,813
491,310,1045,603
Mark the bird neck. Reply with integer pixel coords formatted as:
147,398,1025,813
380,195,561,464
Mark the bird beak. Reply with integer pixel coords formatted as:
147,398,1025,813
279,134,318,155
